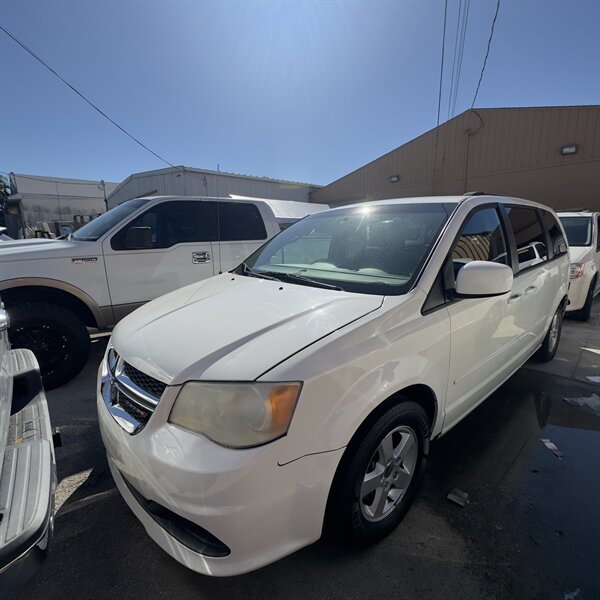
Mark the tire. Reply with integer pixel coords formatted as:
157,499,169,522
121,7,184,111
8,303,91,389
535,303,564,363
570,277,596,322
326,400,429,546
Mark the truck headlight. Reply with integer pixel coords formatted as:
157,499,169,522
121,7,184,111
569,263,585,279
169,382,301,448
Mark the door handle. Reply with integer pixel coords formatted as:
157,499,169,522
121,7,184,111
524,285,537,295
192,251,211,264
507,293,521,304
0,309,9,332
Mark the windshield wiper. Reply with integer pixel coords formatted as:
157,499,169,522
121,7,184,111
268,271,345,291
238,262,281,281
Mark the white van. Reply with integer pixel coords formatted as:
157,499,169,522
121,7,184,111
557,210,600,321
98,194,569,576
0,196,280,387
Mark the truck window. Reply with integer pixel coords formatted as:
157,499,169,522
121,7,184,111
504,207,548,271
112,201,216,250
540,210,568,258
218,203,267,241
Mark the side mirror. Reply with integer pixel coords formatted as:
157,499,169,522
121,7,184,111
455,261,513,298
123,226,152,250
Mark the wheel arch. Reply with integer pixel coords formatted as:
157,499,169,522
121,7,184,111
0,278,107,329
345,384,437,455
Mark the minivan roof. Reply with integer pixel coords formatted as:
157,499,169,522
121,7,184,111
328,194,553,212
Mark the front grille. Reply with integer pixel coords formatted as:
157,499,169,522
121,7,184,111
122,362,167,400
116,389,153,425
104,348,167,434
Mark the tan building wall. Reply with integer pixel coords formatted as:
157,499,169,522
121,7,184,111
311,106,600,211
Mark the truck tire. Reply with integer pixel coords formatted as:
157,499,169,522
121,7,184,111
571,277,596,322
8,303,91,390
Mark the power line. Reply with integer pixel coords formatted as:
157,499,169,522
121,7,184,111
446,0,464,120
450,0,470,117
432,0,449,192
470,0,501,109
435,0,449,128
0,23,174,168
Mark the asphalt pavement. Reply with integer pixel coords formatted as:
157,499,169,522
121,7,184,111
17,299,600,600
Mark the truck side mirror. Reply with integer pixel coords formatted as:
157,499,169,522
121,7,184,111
123,227,152,250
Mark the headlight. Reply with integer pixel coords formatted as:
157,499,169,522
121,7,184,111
569,263,585,279
169,382,301,448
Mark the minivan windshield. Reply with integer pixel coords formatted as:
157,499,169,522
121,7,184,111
558,216,592,247
71,199,149,241
239,203,452,295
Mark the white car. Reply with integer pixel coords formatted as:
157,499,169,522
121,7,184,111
98,194,569,576
557,211,600,321
0,196,280,388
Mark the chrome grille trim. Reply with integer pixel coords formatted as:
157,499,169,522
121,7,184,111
102,348,165,435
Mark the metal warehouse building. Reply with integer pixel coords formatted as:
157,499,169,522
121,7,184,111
5,173,118,238
311,105,600,211
107,166,320,209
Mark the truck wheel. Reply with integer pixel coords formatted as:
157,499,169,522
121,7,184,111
571,277,596,322
8,303,91,390
535,304,563,363
326,401,429,546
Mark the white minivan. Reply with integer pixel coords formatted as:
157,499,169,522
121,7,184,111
557,210,600,321
98,194,569,576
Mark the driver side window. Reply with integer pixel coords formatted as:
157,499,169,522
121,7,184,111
452,207,509,278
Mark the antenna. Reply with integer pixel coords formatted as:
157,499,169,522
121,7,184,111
216,163,222,274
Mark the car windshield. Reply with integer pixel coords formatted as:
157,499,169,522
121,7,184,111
71,199,149,241
558,216,592,247
239,202,452,295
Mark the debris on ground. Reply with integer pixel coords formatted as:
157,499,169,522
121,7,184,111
586,375,600,384
541,438,563,459
564,588,580,600
562,393,600,417
446,488,469,507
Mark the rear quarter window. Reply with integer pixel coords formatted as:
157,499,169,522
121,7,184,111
219,203,267,241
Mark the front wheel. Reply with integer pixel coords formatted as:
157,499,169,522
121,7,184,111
8,303,91,389
535,304,563,363
326,401,429,545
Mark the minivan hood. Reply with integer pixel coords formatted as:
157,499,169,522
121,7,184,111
568,246,593,264
112,274,384,383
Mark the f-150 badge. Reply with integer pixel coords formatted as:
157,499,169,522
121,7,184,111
71,257,98,264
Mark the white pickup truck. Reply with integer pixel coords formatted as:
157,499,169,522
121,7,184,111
0,196,281,388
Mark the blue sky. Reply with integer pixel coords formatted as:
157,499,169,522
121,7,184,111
0,0,598,186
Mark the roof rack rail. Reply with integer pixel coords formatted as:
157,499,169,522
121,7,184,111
463,191,490,197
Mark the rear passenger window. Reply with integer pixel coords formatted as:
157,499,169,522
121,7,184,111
504,207,547,270
540,210,568,258
452,207,509,277
218,203,267,241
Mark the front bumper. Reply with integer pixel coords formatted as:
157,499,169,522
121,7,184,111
0,349,56,596
97,377,343,576
566,272,593,312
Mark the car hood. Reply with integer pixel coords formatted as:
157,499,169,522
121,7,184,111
112,274,384,384
0,238,100,261
568,246,593,264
